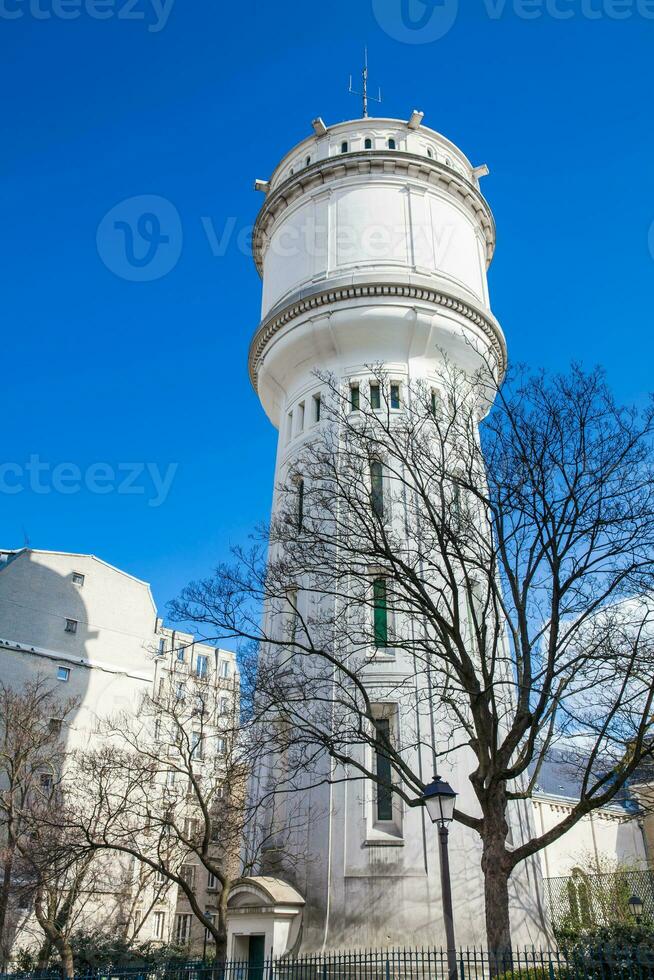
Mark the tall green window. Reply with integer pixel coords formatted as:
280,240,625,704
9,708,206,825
350,384,360,411
370,461,384,519
373,577,388,648
374,717,393,821
390,384,401,409
370,384,381,410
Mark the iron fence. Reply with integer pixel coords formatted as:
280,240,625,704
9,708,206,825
545,871,654,932
3,945,654,980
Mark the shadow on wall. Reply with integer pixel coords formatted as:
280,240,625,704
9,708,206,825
0,551,96,732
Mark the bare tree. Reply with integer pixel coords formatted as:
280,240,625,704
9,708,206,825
170,363,654,956
67,656,303,960
0,679,77,970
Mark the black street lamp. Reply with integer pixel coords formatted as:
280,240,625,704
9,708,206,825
421,774,458,980
628,894,644,925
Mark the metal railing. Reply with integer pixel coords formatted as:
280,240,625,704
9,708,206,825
4,945,654,980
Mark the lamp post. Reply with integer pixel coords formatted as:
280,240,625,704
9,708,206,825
421,775,458,980
628,894,644,925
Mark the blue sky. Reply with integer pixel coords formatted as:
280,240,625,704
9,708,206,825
2,0,653,615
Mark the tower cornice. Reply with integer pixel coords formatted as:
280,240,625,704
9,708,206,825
248,280,506,391
252,150,496,276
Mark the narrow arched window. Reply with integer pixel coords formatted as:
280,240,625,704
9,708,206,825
373,578,388,648
427,147,434,159
370,461,384,519
365,138,372,150
341,141,348,154
305,156,311,167
374,717,393,820
297,478,305,530
388,138,396,150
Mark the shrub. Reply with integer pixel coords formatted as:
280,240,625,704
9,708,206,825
562,923,654,980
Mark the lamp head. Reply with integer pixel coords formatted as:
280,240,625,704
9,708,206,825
421,774,457,826
628,894,644,918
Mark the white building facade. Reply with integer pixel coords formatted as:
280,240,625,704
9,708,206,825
0,548,238,960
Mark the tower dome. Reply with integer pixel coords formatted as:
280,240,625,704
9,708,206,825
249,112,504,430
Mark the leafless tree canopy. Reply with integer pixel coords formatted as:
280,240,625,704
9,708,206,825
171,362,654,954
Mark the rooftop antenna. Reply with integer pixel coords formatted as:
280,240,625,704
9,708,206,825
349,47,382,118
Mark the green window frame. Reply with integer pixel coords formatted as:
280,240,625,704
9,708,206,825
370,384,381,410
350,384,360,411
373,577,388,648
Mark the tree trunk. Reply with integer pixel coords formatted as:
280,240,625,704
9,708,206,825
0,845,15,970
55,938,74,980
480,791,514,965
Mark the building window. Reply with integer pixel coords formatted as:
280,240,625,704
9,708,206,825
157,637,166,656
196,654,208,679
374,718,394,821
350,384,360,412
216,736,227,756
64,619,77,634
365,137,372,149
373,578,388,648
133,909,142,934
427,147,434,159
431,390,439,416
388,138,396,149
72,572,84,587
39,772,53,792
176,647,185,662
286,411,293,445
341,141,348,153
190,731,203,760
204,910,217,943
154,869,166,885
219,696,229,716
219,660,230,679
207,871,218,890
370,384,381,410
313,393,321,422
370,461,384,519
296,478,305,530
180,865,196,890
390,384,401,409
57,666,70,682
152,911,166,940
305,155,311,167
297,401,305,433
176,682,185,700
165,770,175,787
49,718,62,735
286,589,299,644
